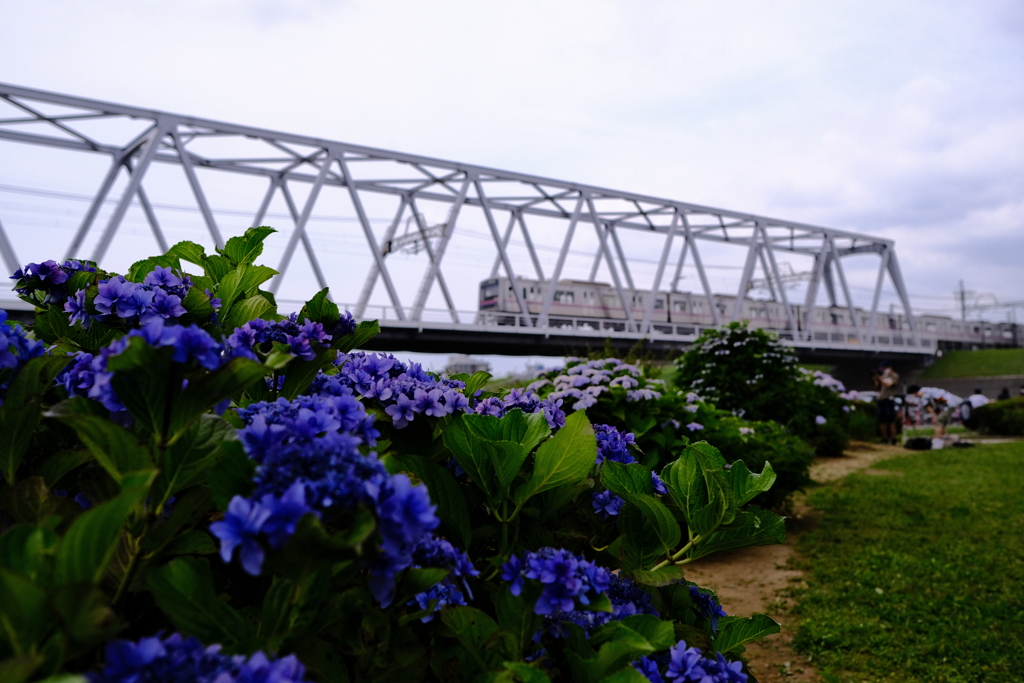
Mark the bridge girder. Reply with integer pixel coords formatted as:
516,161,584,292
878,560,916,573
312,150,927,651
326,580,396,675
0,82,921,352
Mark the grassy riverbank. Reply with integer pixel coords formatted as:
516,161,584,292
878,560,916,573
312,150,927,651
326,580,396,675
790,441,1024,682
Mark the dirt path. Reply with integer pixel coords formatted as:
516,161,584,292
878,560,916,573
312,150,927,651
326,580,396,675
684,441,909,682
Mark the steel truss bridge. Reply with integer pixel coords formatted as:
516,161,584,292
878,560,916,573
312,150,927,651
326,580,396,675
0,83,925,360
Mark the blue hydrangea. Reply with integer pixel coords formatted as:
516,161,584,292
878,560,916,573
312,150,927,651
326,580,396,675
0,310,45,404
226,313,341,362
229,394,439,604
593,424,637,465
474,388,566,430
85,268,191,327
89,631,311,683
632,639,747,683
58,320,225,413
501,548,611,616
311,351,470,429
542,573,659,637
689,586,728,633
592,489,624,520
405,534,480,620
11,259,96,306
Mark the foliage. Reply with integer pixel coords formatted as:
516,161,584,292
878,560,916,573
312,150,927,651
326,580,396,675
971,397,1024,435
919,348,1024,379
673,322,854,456
528,357,813,508
0,229,786,682
791,442,1024,682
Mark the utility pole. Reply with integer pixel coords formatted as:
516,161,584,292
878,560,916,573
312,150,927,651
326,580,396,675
958,280,967,321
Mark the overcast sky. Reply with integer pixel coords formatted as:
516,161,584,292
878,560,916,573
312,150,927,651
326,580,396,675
1,0,1022,363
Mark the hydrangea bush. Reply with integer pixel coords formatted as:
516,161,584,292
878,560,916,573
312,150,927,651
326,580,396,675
673,322,854,457
0,229,785,682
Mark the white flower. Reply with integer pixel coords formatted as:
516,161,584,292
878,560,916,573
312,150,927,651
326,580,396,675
739,427,755,435
815,415,827,425
684,404,699,413
686,422,704,431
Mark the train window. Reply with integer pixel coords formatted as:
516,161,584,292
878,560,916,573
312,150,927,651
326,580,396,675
654,298,665,310
926,323,936,332
673,301,686,312
554,290,574,304
480,283,498,300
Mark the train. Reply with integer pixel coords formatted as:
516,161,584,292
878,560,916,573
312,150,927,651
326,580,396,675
478,276,1020,352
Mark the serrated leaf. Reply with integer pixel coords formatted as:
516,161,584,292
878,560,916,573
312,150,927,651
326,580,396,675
54,485,148,586
220,226,276,266
147,556,252,648
162,530,218,556
167,240,208,267
332,319,378,354
688,507,786,560
3,355,70,408
46,399,153,484
725,460,777,506
601,462,656,497
299,288,340,326
619,492,680,558
0,403,42,483
629,565,686,587
713,613,780,654
442,417,500,507
513,411,595,506
223,295,274,330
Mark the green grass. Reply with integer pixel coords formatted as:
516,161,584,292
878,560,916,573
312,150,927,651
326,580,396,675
791,442,1024,682
919,349,1024,379
902,425,968,438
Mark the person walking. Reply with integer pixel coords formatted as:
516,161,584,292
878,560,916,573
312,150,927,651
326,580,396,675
873,361,901,445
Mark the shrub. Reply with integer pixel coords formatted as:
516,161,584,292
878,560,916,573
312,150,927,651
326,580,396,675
0,229,784,682
529,357,815,508
674,322,853,455
972,397,1024,436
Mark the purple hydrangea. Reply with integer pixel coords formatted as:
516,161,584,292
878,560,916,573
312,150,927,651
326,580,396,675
593,424,637,465
474,387,566,431
11,259,96,306
632,639,747,683
542,573,659,637
689,585,728,633
406,534,479,621
85,269,191,327
226,314,337,362
592,489,625,520
0,310,45,404
89,631,311,683
501,548,611,616
311,351,470,429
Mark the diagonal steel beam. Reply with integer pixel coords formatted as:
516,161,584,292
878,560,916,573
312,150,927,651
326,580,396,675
476,180,532,327
171,129,224,248
828,236,862,343
0,215,20,276
279,180,330,295
488,211,518,280
588,196,636,332
356,196,407,318
270,153,331,295
866,246,889,347
410,177,470,321
639,211,680,334
409,195,459,324
680,212,720,327
538,196,584,329
759,223,797,333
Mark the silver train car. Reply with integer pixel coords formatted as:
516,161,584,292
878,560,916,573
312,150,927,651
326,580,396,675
478,277,1019,351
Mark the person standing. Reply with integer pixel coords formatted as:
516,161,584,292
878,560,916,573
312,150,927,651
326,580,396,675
873,361,901,445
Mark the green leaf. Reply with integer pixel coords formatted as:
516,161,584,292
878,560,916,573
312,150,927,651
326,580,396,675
126,255,180,282
688,507,786,560
0,525,58,580
223,295,274,330
278,349,333,401
713,613,780,654
513,411,595,506
502,662,552,683
495,586,543,659
0,654,45,683
2,476,80,526
299,288,340,327
390,454,471,548
629,565,686,587
37,449,92,488
333,320,379,353
154,415,236,504
54,485,148,587
463,371,492,397
3,355,70,408
619,492,681,558
724,460,777,506
47,399,154,484
168,358,267,439
440,606,501,665
51,583,121,645
601,462,656,497
147,556,252,647
465,409,550,453
208,441,256,510
220,226,276,266
442,417,500,506
619,506,666,573
616,615,675,650
162,530,218,556
599,668,651,683
0,568,51,651
0,404,42,483
167,240,208,267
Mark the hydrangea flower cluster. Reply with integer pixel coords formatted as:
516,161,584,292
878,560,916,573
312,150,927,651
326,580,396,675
11,258,96,305
592,489,625,521
474,387,566,430
0,309,45,404
226,394,440,605
594,424,637,465
689,586,728,632
542,573,659,637
68,267,193,329
632,639,747,683
58,320,225,412
311,351,470,429
226,311,352,362
89,631,310,683
407,535,480,621
501,548,611,616
528,357,664,410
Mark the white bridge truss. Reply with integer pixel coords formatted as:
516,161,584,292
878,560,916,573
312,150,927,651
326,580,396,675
0,82,923,354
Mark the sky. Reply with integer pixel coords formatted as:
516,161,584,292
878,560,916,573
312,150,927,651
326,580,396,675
1,0,1022,373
